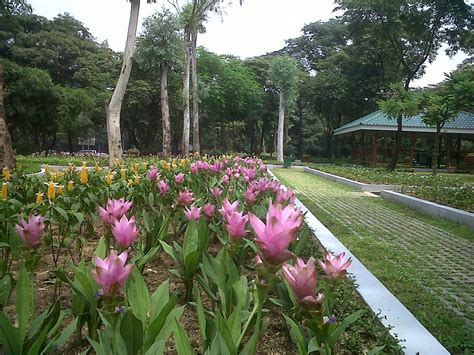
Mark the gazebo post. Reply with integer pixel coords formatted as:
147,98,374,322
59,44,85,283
371,133,378,166
446,135,452,167
409,133,416,167
456,135,462,165
360,130,365,163
351,132,355,162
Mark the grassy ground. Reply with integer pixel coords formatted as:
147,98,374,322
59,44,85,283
273,168,474,354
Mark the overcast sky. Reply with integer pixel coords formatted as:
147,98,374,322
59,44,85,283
29,0,467,87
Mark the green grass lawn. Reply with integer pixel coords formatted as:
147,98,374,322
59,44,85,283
273,168,474,354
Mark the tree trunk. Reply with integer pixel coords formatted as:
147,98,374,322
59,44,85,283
106,0,140,166
277,90,285,163
182,27,191,155
67,131,74,155
161,63,171,156
432,124,441,175
0,64,16,170
387,114,402,171
297,104,304,160
191,30,200,154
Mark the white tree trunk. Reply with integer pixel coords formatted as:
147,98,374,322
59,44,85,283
277,90,285,162
106,0,140,166
161,63,171,155
191,30,200,154
182,28,191,155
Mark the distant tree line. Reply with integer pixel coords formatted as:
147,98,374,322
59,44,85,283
0,0,472,169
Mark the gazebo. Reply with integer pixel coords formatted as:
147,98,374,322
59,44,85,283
333,110,474,168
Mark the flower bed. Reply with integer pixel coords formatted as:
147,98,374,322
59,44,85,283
0,156,399,353
308,164,474,212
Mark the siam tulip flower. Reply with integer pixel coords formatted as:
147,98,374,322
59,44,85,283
92,250,133,295
219,198,239,219
175,172,185,184
148,167,159,181
225,211,248,238
210,187,223,199
184,205,201,221
202,203,216,218
177,189,195,206
282,257,324,310
245,189,258,205
248,201,303,267
16,215,46,249
111,215,140,248
98,198,133,225
276,189,296,204
222,175,230,185
158,180,170,196
226,168,233,176
319,251,352,279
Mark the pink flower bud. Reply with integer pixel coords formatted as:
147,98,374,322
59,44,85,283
16,215,45,249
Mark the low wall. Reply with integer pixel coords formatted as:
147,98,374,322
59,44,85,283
381,190,474,230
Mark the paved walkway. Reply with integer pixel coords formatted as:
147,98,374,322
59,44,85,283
273,168,474,330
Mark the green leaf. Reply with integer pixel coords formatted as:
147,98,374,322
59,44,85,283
215,312,236,354
150,279,170,322
367,345,386,355
28,302,61,355
145,340,165,355
209,332,230,355
0,311,19,354
184,251,201,278
193,286,207,348
144,295,177,350
16,264,31,347
283,314,307,355
308,336,323,353
183,220,199,260
159,240,178,262
173,320,195,355
328,310,363,348
120,311,144,355
95,236,107,258
0,274,13,307
41,317,78,354
126,267,151,326
148,192,155,205
54,206,69,221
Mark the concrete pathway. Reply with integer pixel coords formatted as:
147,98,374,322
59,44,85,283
273,168,474,334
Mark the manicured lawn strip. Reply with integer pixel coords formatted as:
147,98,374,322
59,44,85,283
307,163,474,211
16,155,108,169
273,169,474,354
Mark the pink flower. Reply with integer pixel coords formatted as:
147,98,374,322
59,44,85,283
148,167,159,181
202,203,216,218
175,173,185,184
98,198,133,225
111,215,140,248
210,187,223,199
92,250,133,295
248,201,302,267
225,211,248,238
222,175,230,185
282,257,324,309
219,198,239,219
15,215,45,249
158,180,170,195
178,189,195,206
319,251,352,278
245,189,258,205
184,205,201,221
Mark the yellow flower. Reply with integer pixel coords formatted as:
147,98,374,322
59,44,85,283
58,185,64,195
68,163,74,172
1,183,8,200
128,179,133,186
105,171,114,184
44,164,50,175
143,162,148,170
2,167,11,181
114,159,120,168
95,163,102,173
36,192,44,204
47,181,56,200
67,180,74,191
52,171,58,182
121,168,126,179
134,175,140,185
80,167,88,184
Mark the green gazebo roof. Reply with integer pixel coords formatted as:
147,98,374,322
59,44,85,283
334,110,474,135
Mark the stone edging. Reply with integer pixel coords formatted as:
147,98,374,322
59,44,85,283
381,190,474,230
267,168,449,355
303,166,396,192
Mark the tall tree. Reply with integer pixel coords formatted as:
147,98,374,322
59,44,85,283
106,0,156,166
336,0,473,171
268,55,299,162
0,64,15,169
137,9,182,155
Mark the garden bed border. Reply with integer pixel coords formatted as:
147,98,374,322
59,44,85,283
303,166,397,192
381,190,474,230
268,168,449,355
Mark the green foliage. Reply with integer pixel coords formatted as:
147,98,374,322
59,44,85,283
378,83,420,120
268,55,300,107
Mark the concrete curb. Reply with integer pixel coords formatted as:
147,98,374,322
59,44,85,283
381,190,474,230
303,166,396,192
267,168,449,355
